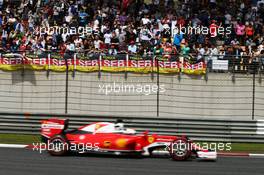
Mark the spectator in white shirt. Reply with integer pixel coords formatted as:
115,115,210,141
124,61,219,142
108,44,117,55
66,42,76,56
141,14,151,25
94,35,102,50
197,44,205,61
104,30,112,48
15,21,24,33
210,45,219,61
140,26,152,41
128,41,137,54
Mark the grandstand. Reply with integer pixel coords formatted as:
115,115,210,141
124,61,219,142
0,0,262,57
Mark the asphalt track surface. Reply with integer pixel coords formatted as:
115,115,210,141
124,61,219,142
0,148,264,175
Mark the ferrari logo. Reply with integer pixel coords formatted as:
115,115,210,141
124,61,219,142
95,124,102,131
148,136,155,143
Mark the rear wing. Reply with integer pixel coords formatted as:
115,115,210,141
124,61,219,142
41,118,69,141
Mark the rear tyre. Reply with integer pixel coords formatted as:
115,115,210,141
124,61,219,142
48,135,69,156
169,138,191,161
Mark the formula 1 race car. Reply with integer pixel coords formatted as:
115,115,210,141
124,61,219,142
40,118,217,161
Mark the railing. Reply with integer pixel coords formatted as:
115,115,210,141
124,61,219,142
0,112,263,143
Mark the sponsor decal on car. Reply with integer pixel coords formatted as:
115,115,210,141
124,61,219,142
41,124,64,129
103,141,111,148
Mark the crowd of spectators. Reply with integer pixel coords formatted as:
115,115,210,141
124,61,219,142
0,0,263,64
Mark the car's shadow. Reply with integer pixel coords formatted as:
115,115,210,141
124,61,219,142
49,152,197,161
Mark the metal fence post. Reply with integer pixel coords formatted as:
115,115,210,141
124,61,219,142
252,66,255,120
72,53,76,78
98,53,101,79
252,58,258,120
46,53,50,77
156,57,159,117
65,56,69,114
21,52,25,77
205,61,209,81
151,55,154,81
125,53,128,80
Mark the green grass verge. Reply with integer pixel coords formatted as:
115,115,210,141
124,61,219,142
225,143,264,153
194,142,264,153
0,134,264,153
0,134,41,144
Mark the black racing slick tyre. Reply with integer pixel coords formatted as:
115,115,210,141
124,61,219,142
48,135,69,156
169,138,191,161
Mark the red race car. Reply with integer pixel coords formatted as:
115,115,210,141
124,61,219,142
40,118,217,161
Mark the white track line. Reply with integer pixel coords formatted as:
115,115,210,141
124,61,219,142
0,144,27,148
249,154,264,158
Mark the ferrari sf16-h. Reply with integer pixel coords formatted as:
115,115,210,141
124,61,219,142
41,118,217,161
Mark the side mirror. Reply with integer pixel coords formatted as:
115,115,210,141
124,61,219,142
143,130,149,135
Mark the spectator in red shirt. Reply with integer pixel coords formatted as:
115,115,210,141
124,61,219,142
209,20,218,38
245,23,254,39
177,16,186,28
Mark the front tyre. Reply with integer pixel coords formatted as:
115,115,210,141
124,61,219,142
169,138,191,161
48,135,69,156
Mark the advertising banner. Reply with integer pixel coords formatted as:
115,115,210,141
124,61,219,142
0,53,206,75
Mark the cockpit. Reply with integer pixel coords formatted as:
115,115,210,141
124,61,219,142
80,122,136,134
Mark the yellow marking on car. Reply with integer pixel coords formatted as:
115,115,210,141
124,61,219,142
116,138,127,148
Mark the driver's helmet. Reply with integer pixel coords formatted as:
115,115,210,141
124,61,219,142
114,123,124,131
